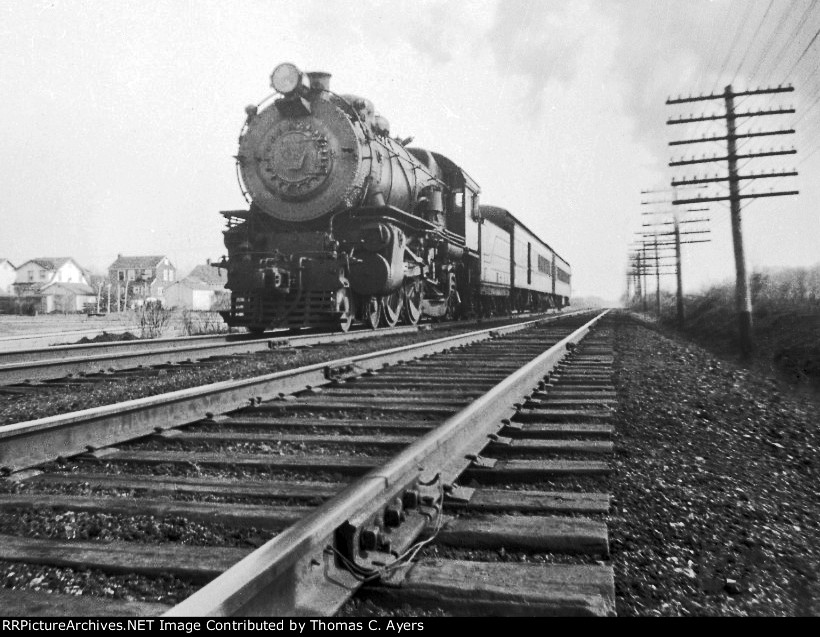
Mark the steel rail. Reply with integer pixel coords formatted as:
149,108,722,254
0,332,274,365
0,310,592,474
0,326,419,385
166,309,609,616
0,309,567,365
0,309,571,384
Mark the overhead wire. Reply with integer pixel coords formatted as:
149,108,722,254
732,0,775,83
763,0,818,78
747,1,801,82
784,23,820,79
712,4,756,94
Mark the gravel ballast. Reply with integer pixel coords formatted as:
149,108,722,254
611,313,820,616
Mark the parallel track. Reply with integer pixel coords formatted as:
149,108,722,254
0,311,568,387
0,310,613,616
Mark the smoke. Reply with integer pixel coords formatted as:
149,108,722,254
479,0,742,164
485,0,594,112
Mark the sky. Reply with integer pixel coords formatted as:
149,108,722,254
0,0,818,303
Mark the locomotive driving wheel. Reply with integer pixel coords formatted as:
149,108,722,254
380,288,403,328
335,288,354,332
402,279,422,325
364,295,381,330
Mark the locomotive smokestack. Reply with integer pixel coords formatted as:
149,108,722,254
307,72,331,91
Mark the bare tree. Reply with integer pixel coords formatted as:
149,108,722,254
137,301,172,339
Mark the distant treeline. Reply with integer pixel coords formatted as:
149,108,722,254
642,264,820,385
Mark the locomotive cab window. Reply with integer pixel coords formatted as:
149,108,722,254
453,191,464,211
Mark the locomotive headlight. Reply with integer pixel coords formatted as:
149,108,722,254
271,63,303,95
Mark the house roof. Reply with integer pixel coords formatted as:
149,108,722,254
0,258,14,268
20,257,76,271
109,255,170,270
40,281,95,295
186,264,228,287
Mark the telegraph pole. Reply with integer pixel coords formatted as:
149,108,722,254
667,85,799,357
654,234,661,317
640,189,710,326
673,213,684,328
641,245,648,312
724,86,752,355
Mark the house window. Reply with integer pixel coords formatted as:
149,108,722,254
28,271,34,281
39,271,46,280
118,271,125,281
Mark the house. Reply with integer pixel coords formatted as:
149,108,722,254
38,281,97,313
164,262,229,311
13,257,89,296
0,259,15,295
107,255,176,307
8,257,94,313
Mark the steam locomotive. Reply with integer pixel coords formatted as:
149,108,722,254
216,63,571,333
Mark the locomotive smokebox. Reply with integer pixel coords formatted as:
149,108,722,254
307,72,331,91
238,62,441,223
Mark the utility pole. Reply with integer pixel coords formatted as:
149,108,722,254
725,87,752,356
638,191,710,326
667,85,799,357
654,233,661,317
626,268,632,307
674,213,684,328
641,245,648,312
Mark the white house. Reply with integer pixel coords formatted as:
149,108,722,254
14,258,89,295
38,281,97,313
164,263,229,311
0,259,15,295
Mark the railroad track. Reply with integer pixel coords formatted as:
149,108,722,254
0,309,613,616
0,326,417,388
0,311,569,388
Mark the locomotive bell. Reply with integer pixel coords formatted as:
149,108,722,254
307,72,331,91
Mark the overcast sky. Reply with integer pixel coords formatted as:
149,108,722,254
1,0,818,302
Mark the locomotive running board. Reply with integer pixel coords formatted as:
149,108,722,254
331,205,466,246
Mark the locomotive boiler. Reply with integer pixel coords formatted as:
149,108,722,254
216,62,570,333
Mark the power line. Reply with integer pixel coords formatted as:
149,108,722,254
748,2,801,81
733,0,775,82
785,23,820,79
761,0,818,79
712,5,756,93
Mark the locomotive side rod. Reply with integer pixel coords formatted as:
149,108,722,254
166,310,608,616
0,311,590,474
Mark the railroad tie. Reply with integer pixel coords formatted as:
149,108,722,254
360,323,617,616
